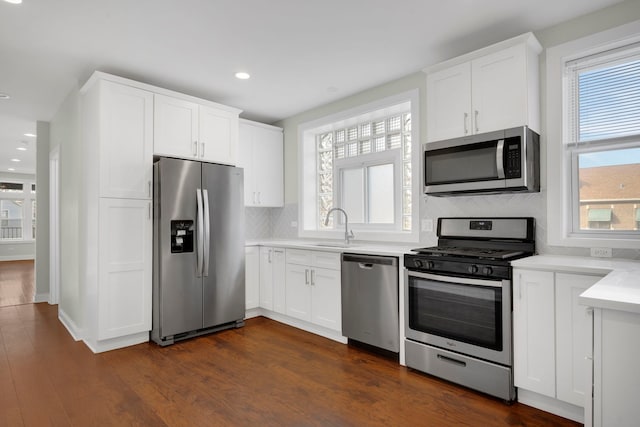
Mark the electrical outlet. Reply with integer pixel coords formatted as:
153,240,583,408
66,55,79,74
421,219,434,232
590,247,612,258
290,221,298,228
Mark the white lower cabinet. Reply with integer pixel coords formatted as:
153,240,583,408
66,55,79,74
285,249,342,333
259,247,285,313
592,308,640,427
245,246,260,310
513,268,602,422
98,198,152,340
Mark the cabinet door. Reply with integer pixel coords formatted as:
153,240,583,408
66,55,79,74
199,105,238,165
272,249,286,314
259,247,274,310
555,273,600,407
245,246,260,310
153,94,199,159
100,81,153,199
311,267,341,332
471,45,527,134
237,122,257,205
426,62,471,142
285,263,311,322
253,126,283,207
98,198,152,340
513,269,556,397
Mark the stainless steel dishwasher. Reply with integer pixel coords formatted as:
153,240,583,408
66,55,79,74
341,253,399,352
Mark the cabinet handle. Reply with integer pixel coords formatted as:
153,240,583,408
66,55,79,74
305,269,309,285
474,110,479,132
201,142,205,158
193,141,198,156
257,192,261,205
310,269,315,286
148,180,152,198
268,249,272,264
148,202,151,220
464,112,469,135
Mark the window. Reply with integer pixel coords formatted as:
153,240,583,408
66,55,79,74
547,23,640,248
299,90,419,242
0,180,36,242
566,43,640,235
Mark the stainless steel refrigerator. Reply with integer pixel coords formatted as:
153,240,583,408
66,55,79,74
151,157,245,346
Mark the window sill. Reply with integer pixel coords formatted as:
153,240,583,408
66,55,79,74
0,239,35,245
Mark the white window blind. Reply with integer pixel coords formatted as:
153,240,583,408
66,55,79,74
566,42,640,144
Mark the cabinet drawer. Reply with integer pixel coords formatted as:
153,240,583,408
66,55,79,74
312,251,340,270
286,249,311,266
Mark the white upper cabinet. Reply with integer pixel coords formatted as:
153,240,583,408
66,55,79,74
93,80,153,199
426,63,472,141
426,33,541,142
154,94,199,159
154,94,239,165
238,120,284,207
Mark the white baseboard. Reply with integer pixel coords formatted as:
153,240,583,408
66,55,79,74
518,388,584,423
83,331,149,354
244,307,263,319
260,309,347,344
33,293,49,303
58,308,83,342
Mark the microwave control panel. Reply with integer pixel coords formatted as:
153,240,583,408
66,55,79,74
504,139,521,179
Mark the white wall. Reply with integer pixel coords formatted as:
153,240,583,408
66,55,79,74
49,86,83,333
35,121,50,301
274,0,640,259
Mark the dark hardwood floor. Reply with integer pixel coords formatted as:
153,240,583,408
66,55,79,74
0,260,35,308
0,303,580,426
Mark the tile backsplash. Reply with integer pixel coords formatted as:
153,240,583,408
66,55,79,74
247,197,639,260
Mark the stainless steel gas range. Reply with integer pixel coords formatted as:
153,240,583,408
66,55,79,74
404,217,535,402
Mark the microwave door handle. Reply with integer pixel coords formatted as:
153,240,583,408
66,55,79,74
496,139,505,179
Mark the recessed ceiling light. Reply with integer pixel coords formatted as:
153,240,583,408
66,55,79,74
4,0,23,4
8,168,15,172
16,147,27,151
0,93,10,100
24,133,36,137
235,72,251,80
10,158,21,162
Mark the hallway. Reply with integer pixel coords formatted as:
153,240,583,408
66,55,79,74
0,260,35,307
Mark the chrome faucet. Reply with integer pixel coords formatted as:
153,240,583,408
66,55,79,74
324,207,355,245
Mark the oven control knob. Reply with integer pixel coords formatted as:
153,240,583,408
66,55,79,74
414,260,424,268
426,261,435,270
468,265,479,274
483,266,494,276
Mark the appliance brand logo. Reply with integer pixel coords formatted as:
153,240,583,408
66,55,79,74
446,341,456,347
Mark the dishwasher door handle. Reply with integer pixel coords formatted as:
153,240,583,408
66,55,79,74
358,263,374,269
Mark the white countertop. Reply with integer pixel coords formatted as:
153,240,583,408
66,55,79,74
512,255,640,314
246,239,416,258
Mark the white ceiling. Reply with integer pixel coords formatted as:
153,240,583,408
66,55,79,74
0,0,625,175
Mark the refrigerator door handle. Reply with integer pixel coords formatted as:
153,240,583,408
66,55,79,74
196,188,204,277
202,188,211,277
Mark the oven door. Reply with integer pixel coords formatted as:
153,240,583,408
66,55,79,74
405,270,512,366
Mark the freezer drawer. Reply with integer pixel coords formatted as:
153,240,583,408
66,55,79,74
341,253,399,352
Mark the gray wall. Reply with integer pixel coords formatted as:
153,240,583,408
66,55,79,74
273,0,640,259
49,87,83,329
35,121,50,301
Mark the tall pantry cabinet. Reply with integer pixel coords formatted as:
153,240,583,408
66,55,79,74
80,75,154,352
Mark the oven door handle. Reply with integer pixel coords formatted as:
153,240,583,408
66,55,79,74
406,270,504,288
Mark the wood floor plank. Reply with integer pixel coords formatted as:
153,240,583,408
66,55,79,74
0,305,580,426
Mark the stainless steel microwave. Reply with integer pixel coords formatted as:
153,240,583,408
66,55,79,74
423,126,539,196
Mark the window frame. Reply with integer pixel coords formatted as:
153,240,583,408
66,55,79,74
547,20,640,249
297,89,420,243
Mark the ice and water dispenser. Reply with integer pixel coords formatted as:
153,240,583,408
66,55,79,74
171,220,194,253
